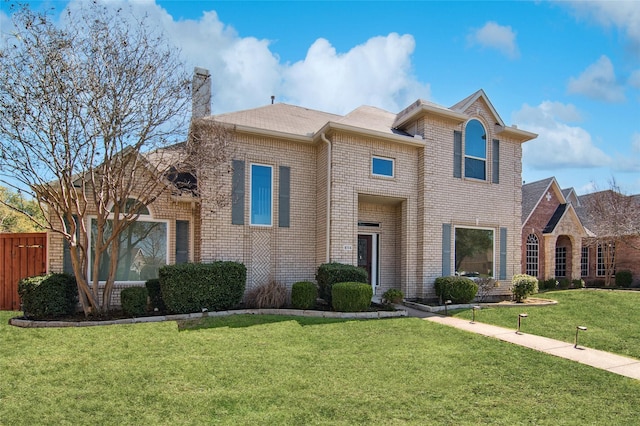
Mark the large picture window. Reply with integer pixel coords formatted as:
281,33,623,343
464,119,487,180
455,227,494,278
89,214,168,282
597,243,615,277
555,246,567,278
250,164,273,226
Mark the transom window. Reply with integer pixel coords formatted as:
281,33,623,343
525,234,539,277
372,156,394,178
455,227,494,278
464,119,487,180
250,163,273,226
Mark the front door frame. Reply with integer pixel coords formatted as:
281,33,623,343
358,233,379,294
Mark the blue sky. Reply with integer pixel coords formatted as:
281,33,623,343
2,1,640,195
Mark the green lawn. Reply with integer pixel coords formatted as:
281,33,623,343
1,310,639,425
452,289,640,359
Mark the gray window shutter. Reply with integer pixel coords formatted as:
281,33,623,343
492,139,500,184
62,215,78,275
442,223,452,276
499,227,507,280
453,131,462,178
279,166,290,228
175,220,189,264
231,160,245,225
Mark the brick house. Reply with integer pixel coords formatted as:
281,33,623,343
521,177,640,285
49,69,537,302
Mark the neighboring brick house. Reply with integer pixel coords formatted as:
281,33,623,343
521,177,640,285
49,69,537,301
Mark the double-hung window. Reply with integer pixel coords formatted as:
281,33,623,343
454,227,494,278
464,119,487,180
250,163,273,226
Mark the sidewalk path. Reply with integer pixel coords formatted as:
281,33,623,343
401,305,640,380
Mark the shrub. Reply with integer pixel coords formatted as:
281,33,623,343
586,279,605,288
571,279,586,289
120,286,148,317
381,288,403,304
332,282,372,312
615,270,633,287
159,261,246,314
434,276,478,304
539,278,558,291
557,279,571,290
291,281,317,310
511,274,538,302
316,263,368,305
475,277,499,302
145,278,166,312
245,281,287,309
18,273,78,319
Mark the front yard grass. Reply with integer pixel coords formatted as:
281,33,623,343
1,309,639,425
452,289,640,359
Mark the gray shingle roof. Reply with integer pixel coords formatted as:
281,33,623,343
521,177,555,223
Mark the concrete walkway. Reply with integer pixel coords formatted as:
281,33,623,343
401,305,640,381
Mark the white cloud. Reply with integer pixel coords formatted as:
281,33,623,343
565,1,640,55
567,55,625,102
629,70,640,89
514,101,611,170
467,21,519,59
61,0,429,115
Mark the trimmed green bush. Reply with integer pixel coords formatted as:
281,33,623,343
332,282,372,312
512,274,539,302
615,270,633,287
145,278,166,312
159,261,246,314
18,273,78,319
121,286,148,317
434,276,478,304
291,281,317,310
571,279,586,289
539,278,558,291
316,263,368,305
382,288,403,304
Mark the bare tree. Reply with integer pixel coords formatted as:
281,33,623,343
580,179,640,286
0,3,201,314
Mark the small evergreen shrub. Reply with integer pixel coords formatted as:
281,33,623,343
332,282,372,312
539,278,558,291
586,279,605,288
245,281,287,309
571,279,586,289
291,281,317,309
159,261,246,314
615,270,633,287
18,273,78,319
381,288,403,304
434,276,478,304
511,274,538,302
145,278,166,312
120,286,148,317
316,263,368,305
557,279,571,290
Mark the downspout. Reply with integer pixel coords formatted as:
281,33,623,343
320,132,332,263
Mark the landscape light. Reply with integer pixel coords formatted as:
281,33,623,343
444,300,452,316
575,326,587,349
516,313,528,334
471,305,480,323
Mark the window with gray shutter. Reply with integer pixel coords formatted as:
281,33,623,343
453,131,462,178
499,227,507,280
442,223,452,276
492,139,500,184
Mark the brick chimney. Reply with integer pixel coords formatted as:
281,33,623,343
192,67,211,119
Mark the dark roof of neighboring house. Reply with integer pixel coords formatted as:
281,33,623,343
543,203,567,233
522,177,555,222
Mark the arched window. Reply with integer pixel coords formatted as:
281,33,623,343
464,119,487,180
526,234,539,277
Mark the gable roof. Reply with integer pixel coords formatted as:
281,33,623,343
543,203,567,233
451,89,505,127
521,177,557,223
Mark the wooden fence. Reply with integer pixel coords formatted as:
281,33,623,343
0,233,47,310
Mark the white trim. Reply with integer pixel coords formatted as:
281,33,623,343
249,163,274,227
358,232,379,294
371,155,395,178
